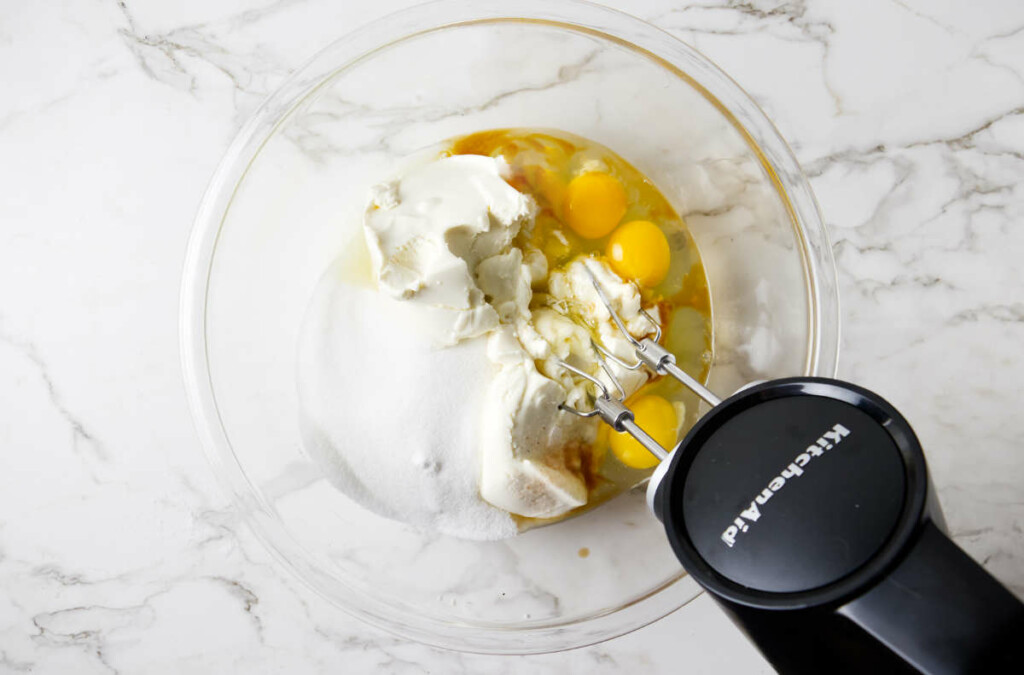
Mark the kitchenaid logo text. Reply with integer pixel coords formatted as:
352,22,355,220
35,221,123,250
720,423,851,548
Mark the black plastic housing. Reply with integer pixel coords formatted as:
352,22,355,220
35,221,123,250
654,378,1024,674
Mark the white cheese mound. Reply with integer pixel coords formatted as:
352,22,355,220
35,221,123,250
299,154,658,539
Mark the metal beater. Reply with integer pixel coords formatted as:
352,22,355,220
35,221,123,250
555,264,718,463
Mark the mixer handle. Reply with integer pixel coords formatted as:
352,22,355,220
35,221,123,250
837,518,1024,674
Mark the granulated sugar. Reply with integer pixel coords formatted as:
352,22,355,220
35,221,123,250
297,260,518,540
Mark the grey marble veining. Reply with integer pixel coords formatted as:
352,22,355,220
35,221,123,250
0,0,1022,672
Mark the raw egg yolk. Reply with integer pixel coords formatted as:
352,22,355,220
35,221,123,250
609,394,678,469
563,172,627,239
606,220,671,287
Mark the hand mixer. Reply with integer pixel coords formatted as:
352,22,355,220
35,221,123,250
557,267,1024,675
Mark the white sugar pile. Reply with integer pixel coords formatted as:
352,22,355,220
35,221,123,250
297,260,518,540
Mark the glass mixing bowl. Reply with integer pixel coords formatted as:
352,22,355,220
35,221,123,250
181,0,839,654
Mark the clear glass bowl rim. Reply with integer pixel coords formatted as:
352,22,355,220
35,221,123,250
180,0,840,654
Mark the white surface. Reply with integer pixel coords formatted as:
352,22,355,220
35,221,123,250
1,0,1022,672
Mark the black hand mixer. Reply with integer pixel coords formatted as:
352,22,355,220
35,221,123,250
557,267,1024,674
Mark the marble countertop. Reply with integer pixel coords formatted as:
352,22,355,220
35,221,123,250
2,0,1022,672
